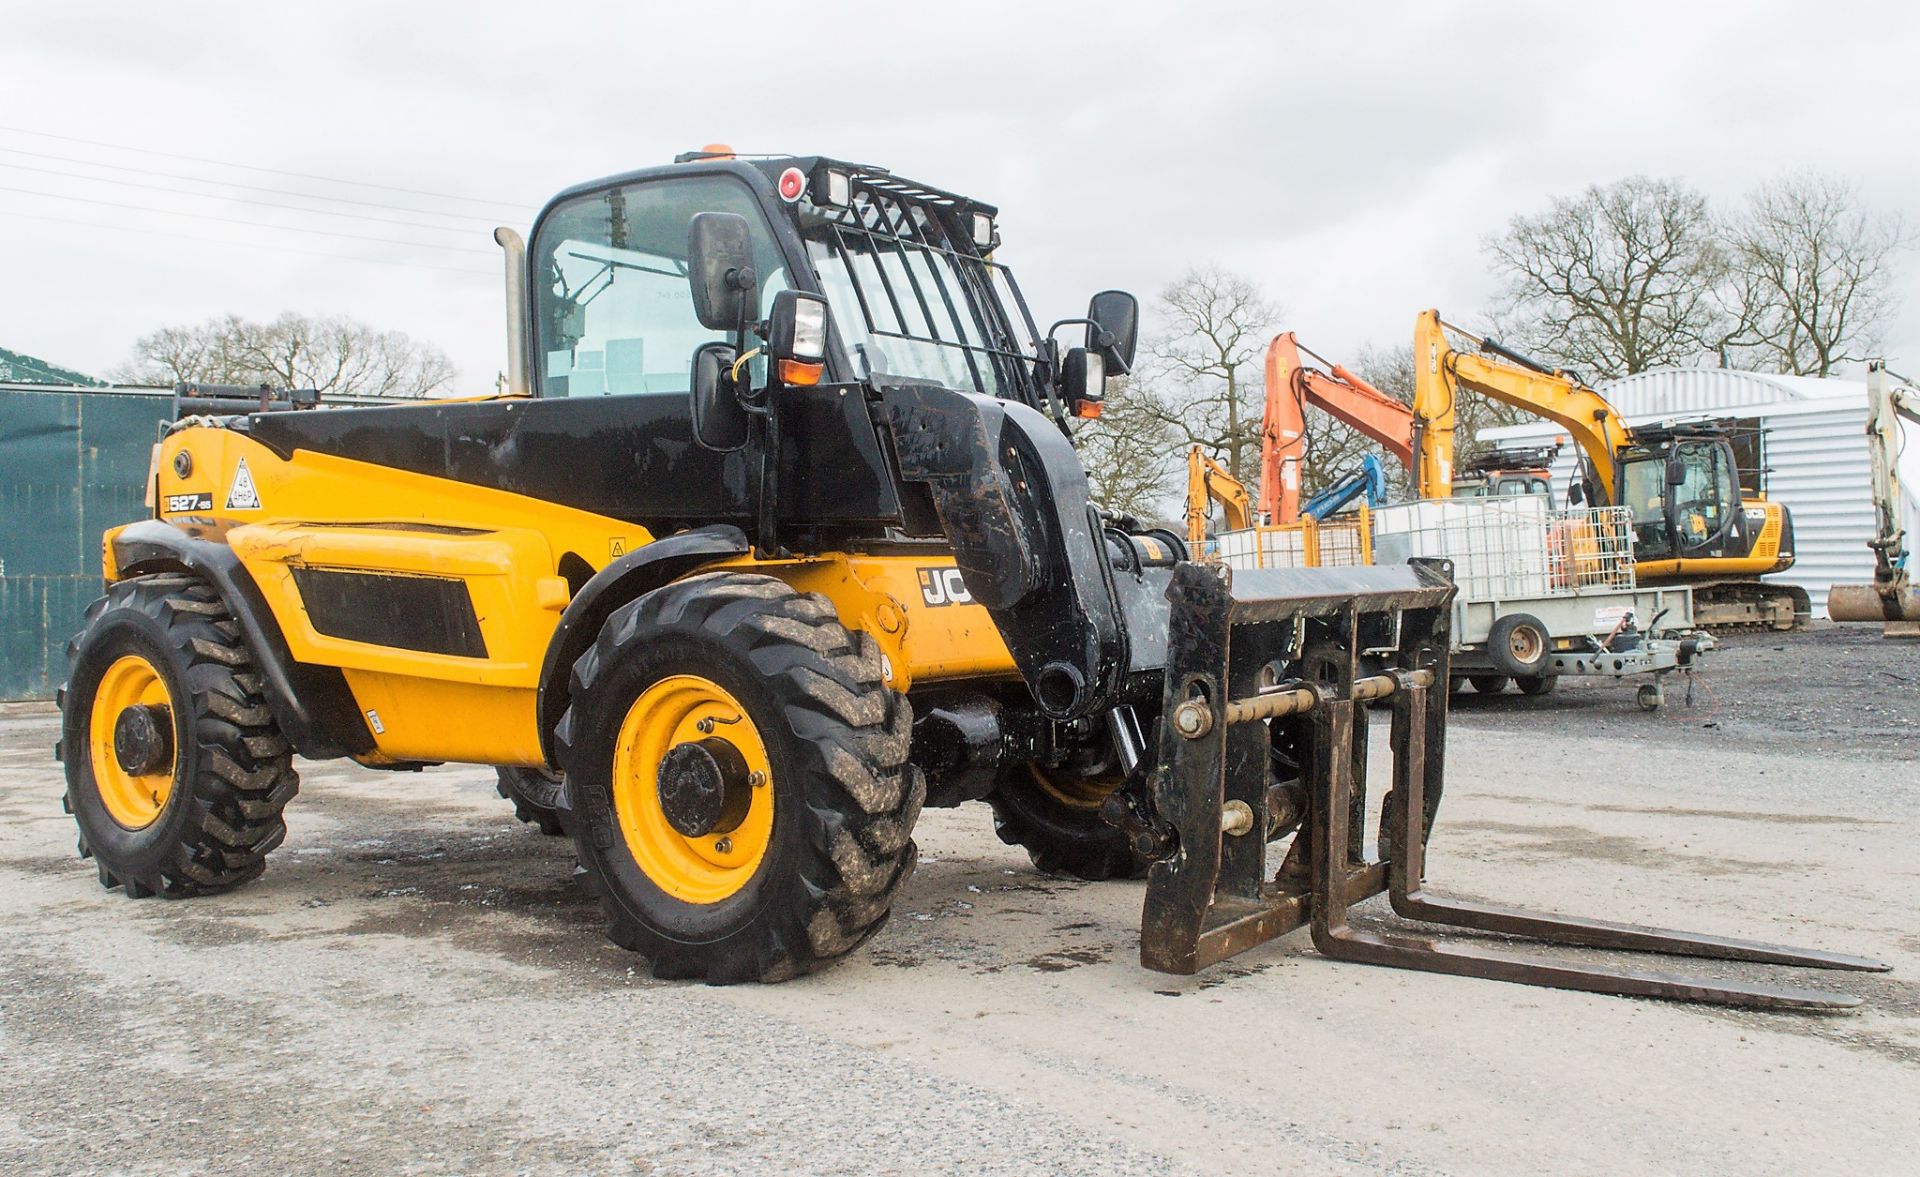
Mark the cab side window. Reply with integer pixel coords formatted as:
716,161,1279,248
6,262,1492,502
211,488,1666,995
532,176,787,398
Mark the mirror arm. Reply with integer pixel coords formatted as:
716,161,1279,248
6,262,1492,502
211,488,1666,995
1044,316,1130,377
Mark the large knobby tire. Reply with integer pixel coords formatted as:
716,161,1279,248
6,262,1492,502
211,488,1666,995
57,574,298,898
988,763,1152,881
496,766,568,836
555,572,923,983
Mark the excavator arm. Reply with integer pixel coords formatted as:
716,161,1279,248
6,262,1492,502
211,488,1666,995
1829,361,1920,623
1413,310,1633,502
1186,446,1253,548
1263,333,1415,522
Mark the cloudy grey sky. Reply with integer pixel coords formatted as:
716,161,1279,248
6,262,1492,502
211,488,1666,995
2,0,1915,387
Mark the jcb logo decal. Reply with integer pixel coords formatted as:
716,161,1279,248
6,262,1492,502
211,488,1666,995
917,568,973,607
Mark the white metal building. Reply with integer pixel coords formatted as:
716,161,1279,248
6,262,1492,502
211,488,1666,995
1480,368,1920,618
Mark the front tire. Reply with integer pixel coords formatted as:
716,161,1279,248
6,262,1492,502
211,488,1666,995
989,762,1152,881
58,574,298,898
555,573,923,983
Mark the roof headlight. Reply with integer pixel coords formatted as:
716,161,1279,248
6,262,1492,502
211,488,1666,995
810,168,852,208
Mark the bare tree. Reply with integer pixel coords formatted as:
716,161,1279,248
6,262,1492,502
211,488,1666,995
112,312,456,399
1486,176,1730,380
1074,375,1179,521
1724,173,1908,376
1131,267,1278,484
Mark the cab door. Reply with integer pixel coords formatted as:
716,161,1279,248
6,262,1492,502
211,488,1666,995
1668,440,1741,561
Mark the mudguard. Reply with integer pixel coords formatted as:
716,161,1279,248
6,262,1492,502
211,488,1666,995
535,524,752,764
108,519,374,760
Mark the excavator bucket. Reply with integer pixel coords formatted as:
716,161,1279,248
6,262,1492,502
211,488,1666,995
1827,581,1920,624
1137,561,1888,1009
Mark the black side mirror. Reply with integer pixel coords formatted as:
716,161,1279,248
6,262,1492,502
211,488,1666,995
1086,289,1139,373
688,212,759,332
1666,456,1686,486
689,342,749,451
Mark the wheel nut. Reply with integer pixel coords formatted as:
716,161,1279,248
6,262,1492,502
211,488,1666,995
714,837,733,854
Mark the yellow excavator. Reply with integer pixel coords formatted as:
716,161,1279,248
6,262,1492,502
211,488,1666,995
1184,446,1253,549
1828,360,1920,631
1414,310,1808,629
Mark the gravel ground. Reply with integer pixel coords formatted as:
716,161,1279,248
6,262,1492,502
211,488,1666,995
1450,624,1920,760
2,627,1915,1175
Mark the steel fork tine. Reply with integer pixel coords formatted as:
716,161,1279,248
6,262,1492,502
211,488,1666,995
1307,687,1868,1011
1386,682,1890,974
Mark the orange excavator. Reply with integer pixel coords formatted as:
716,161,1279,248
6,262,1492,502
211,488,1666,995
1262,333,1412,524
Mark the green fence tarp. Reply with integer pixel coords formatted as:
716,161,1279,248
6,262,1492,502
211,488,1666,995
1,387,168,700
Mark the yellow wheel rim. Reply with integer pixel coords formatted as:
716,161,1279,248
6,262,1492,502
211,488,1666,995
612,675,774,904
89,654,177,830
1028,763,1121,811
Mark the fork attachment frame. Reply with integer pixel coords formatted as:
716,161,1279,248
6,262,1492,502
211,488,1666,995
1138,561,1888,1010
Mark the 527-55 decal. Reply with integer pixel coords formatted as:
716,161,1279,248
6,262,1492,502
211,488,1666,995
916,568,974,607
165,493,213,513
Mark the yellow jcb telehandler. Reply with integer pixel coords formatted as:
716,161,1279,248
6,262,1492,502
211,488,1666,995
57,150,1883,1004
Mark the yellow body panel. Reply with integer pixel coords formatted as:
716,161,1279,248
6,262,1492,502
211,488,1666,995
750,554,1017,690
341,673,543,765
114,420,1022,767
228,521,562,687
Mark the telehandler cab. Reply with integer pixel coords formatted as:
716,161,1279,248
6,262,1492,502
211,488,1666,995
58,150,1883,1004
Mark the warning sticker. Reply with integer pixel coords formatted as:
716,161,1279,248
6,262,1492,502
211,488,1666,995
225,458,262,510
1593,605,1632,629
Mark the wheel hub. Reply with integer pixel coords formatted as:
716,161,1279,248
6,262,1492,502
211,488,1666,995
656,737,753,838
112,704,173,776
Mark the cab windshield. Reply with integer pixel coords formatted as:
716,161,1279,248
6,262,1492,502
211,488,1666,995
798,183,1037,401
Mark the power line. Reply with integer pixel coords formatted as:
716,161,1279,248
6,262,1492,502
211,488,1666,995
0,144,516,224
0,123,538,211
0,183,499,255
0,205,496,277
0,159,486,235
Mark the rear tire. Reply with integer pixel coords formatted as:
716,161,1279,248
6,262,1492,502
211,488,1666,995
1467,674,1510,695
556,572,922,983
1514,674,1557,696
58,574,298,898
496,767,568,836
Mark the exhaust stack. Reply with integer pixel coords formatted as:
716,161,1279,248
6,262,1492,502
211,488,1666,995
494,227,530,396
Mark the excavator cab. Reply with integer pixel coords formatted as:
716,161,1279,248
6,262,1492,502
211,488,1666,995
1619,426,1786,571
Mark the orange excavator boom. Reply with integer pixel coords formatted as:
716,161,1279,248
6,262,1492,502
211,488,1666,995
1262,333,1415,523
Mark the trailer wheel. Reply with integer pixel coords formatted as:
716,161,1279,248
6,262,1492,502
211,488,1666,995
58,574,298,898
1486,613,1551,678
1467,675,1510,695
1514,674,1557,696
555,572,923,983
989,762,1152,881
496,767,569,836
